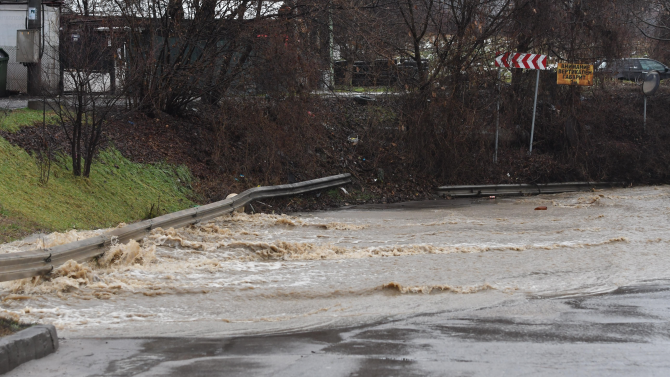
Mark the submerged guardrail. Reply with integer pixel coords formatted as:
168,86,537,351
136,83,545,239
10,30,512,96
436,182,624,198
0,174,352,283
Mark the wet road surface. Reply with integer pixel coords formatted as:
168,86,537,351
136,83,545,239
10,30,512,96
8,283,670,376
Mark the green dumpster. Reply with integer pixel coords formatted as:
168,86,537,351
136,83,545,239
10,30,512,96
0,48,8,97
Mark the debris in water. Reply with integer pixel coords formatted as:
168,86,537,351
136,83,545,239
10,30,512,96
535,206,548,210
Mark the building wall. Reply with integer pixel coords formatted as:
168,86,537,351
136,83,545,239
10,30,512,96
0,3,60,94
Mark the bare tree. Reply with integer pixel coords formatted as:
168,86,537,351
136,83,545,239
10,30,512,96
628,0,670,41
111,0,324,115
625,0,670,62
47,17,124,177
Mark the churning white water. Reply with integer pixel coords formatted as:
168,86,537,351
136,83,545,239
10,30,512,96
1,186,668,338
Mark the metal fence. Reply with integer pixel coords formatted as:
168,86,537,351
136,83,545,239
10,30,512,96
0,174,352,283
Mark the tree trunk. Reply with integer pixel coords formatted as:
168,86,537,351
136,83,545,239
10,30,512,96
345,58,354,87
72,92,84,176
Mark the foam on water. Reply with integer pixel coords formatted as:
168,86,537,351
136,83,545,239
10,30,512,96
1,186,670,336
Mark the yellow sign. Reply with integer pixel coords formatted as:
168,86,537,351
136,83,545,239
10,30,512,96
557,63,593,86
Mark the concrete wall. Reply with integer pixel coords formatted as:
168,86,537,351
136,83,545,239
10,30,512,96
0,2,60,93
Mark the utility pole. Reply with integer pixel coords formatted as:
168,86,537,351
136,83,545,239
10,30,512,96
328,0,334,89
26,0,42,95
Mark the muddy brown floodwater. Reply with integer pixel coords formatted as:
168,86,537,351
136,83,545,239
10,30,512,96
1,186,669,340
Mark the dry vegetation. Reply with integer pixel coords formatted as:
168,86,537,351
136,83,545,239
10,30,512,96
7,0,670,213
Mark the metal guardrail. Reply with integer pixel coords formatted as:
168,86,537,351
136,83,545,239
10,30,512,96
0,174,352,283
436,182,624,198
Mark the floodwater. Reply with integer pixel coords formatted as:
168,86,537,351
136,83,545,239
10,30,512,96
1,186,669,339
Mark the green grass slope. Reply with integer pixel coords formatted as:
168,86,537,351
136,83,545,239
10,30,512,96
0,108,58,133
0,109,195,242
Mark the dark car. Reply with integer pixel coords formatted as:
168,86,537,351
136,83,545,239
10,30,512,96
597,58,670,82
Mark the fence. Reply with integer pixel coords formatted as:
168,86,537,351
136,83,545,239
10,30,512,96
0,173,352,282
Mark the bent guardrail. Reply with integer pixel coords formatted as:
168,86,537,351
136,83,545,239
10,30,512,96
0,174,352,283
437,182,624,198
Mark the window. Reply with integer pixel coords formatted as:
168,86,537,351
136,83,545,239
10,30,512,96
639,59,666,72
625,60,641,70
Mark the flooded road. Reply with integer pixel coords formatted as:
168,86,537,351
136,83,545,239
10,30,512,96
8,283,670,376
1,186,670,341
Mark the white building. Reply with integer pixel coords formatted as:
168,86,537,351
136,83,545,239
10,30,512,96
0,0,60,93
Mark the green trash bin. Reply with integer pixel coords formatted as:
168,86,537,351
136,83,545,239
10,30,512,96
0,48,8,97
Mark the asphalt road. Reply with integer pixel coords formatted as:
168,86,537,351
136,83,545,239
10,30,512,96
8,283,670,377
0,96,32,110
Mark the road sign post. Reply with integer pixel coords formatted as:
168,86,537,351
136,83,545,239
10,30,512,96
529,69,540,154
494,52,548,155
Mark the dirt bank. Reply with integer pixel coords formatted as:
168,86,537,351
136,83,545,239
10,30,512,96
3,82,670,214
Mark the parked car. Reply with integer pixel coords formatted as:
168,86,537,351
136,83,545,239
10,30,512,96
597,58,670,82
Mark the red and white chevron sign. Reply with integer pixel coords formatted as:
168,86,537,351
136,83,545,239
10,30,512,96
495,52,548,70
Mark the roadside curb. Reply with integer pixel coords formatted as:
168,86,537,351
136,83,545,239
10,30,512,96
0,325,58,374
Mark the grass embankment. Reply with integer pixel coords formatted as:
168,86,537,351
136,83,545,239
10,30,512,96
0,109,195,243
0,108,57,133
